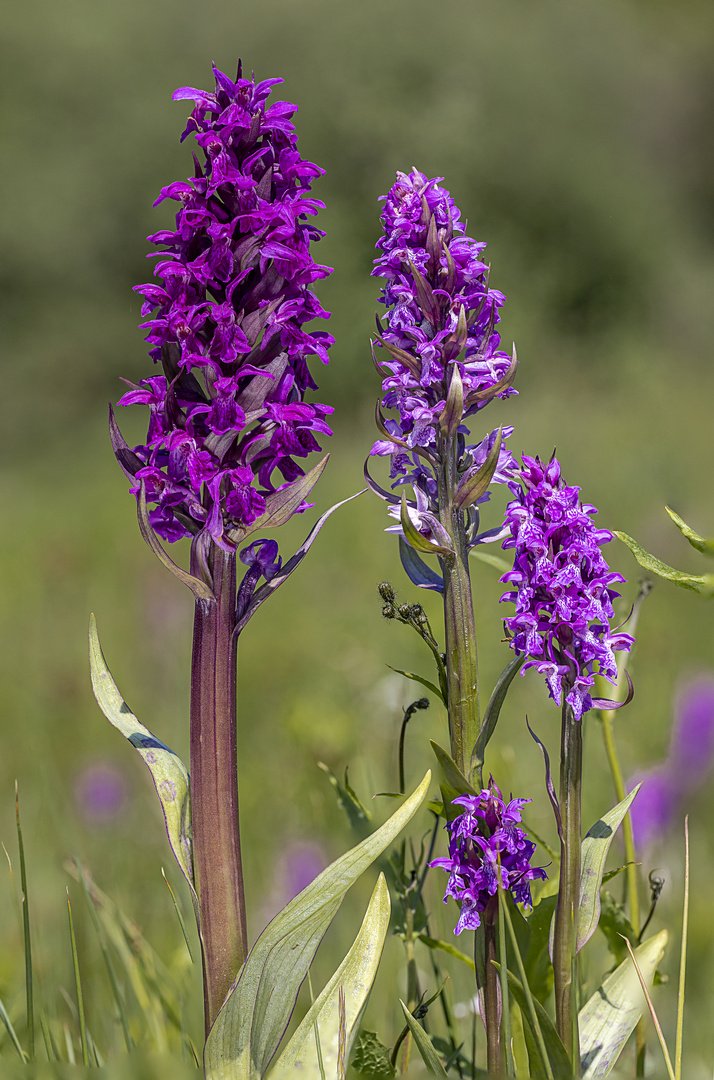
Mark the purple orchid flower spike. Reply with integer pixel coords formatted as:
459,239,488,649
107,63,356,1037
500,453,634,721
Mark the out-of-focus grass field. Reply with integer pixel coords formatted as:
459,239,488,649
2,0,714,1074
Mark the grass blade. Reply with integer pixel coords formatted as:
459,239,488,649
40,1010,57,1063
162,867,194,963
66,888,90,1067
499,896,557,1080
15,782,34,1060
76,860,133,1051
0,994,27,1060
621,934,674,1080
497,887,515,1076
674,817,689,1080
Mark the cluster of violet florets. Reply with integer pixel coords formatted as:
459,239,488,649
430,784,547,935
500,454,634,721
369,168,519,551
116,64,333,551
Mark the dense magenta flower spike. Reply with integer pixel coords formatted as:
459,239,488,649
430,782,546,935
369,168,517,515
116,63,334,552
500,455,634,721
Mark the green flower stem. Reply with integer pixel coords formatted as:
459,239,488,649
190,544,247,1034
553,701,582,1073
437,434,480,781
482,899,502,1075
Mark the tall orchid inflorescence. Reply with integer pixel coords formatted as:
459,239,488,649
500,454,634,721
114,62,333,559
430,784,547,935
368,168,519,784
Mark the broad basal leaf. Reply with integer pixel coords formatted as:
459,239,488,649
204,772,431,1080
580,930,668,1080
577,786,640,953
270,874,390,1078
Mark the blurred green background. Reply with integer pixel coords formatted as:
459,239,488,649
2,0,714,1074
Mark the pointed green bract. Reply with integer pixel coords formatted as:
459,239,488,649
430,741,477,797
665,505,714,555
397,1000,448,1077
615,532,713,595
577,785,640,954
579,930,668,1079
88,615,196,907
270,874,391,1077
204,772,431,1080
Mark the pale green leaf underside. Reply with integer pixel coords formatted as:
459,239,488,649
204,771,431,1080
579,930,668,1079
88,615,195,897
270,874,390,1077
577,785,640,953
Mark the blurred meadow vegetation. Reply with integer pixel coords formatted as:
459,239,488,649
2,0,714,1074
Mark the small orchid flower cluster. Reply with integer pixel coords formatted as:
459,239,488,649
430,783,547,935
368,168,518,552
115,63,333,552
500,454,634,720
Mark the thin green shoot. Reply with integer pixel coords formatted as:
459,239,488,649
0,994,27,1060
14,782,34,1060
500,895,554,1080
306,968,326,1080
76,860,133,1052
620,935,674,1080
63,1022,76,1065
161,867,194,962
66,888,90,1067
674,817,689,1080
496,885,515,1075
40,1011,57,1063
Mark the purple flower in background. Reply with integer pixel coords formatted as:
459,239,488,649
430,782,546,935
75,762,128,824
367,169,518,558
500,454,634,721
630,673,714,849
114,63,333,552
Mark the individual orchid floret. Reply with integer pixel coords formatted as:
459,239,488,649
500,454,634,721
113,62,334,554
430,782,546,935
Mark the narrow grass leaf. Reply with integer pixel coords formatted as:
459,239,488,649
621,936,675,1080
66,890,90,1067
162,868,194,963
205,772,431,1080
579,930,668,1079
89,615,197,915
577,786,641,954
76,861,134,1051
272,874,391,1078
674,818,689,1080
15,782,34,1060
398,1000,448,1077
0,995,26,1060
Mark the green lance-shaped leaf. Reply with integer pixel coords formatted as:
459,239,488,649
270,874,391,1078
473,653,525,786
430,740,477,797
400,495,454,558
615,532,714,595
501,969,570,1080
204,772,431,1080
665,505,714,555
577,785,641,954
227,455,330,546
579,930,668,1080
453,427,503,511
398,1000,448,1077
438,361,464,441
88,616,196,905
